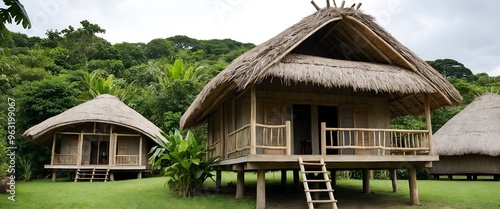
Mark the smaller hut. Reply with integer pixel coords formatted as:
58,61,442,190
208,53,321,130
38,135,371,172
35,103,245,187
432,93,500,180
23,94,163,181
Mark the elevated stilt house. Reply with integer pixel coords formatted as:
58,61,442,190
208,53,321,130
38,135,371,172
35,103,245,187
432,93,500,181
180,2,462,208
23,94,163,182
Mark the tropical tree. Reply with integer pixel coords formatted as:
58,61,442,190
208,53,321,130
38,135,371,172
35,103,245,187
427,59,473,79
155,58,205,87
79,71,130,101
0,0,31,55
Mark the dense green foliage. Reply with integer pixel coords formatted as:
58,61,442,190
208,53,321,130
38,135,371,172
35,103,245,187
149,130,219,197
0,18,499,182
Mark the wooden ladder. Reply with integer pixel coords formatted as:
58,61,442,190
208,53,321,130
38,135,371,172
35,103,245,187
298,157,338,209
75,168,110,182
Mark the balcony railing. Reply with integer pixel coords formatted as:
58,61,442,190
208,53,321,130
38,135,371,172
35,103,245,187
115,155,139,165
321,122,431,155
53,154,77,165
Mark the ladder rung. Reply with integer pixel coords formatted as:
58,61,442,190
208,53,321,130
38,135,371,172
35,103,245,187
305,189,334,192
301,162,325,166
301,171,328,174
303,179,331,183
308,200,337,203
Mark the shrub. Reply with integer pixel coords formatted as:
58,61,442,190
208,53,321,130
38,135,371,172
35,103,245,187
149,130,219,197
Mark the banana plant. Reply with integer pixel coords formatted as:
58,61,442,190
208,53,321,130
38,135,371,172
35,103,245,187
149,130,219,197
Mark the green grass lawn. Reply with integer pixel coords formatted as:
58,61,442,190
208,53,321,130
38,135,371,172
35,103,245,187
1,172,499,209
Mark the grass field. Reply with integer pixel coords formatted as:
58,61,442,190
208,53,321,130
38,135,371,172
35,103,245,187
1,172,499,209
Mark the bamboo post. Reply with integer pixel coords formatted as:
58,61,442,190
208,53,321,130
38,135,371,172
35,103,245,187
51,135,56,165
408,167,420,205
281,170,287,186
311,0,320,11
424,94,433,152
362,169,370,193
340,0,345,8
286,121,291,155
256,169,266,209
293,170,300,191
250,86,257,155
332,0,337,7
77,133,83,166
356,3,362,10
321,122,327,156
216,170,222,188
138,136,143,166
236,170,245,199
390,169,398,192
326,0,330,8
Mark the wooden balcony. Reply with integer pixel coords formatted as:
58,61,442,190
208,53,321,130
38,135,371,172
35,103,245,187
115,155,140,166
213,121,431,159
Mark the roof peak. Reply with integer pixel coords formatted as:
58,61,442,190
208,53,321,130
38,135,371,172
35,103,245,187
310,0,363,12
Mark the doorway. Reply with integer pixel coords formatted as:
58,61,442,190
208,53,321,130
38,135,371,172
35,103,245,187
292,105,311,154
90,141,109,165
318,106,338,154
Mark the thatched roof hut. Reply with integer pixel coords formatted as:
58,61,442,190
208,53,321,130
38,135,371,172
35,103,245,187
23,94,162,145
433,93,500,156
180,7,462,129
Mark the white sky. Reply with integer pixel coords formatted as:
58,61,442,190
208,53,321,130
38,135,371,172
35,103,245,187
7,0,500,76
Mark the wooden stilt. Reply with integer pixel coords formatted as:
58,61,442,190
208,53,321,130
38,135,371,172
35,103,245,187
293,170,300,191
330,169,337,186
362,169,370,193
494,175,500,181
137,172,142,179
52,171,57,182
390,169,398,192
467,175,472,180
256,170,266,209
236,171,245,199
281,170,287,186
216,170,222,188
448,175,453,180
109,172,114,181
408,167,420,205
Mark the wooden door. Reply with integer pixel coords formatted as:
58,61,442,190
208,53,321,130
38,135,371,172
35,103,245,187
354,108,371,155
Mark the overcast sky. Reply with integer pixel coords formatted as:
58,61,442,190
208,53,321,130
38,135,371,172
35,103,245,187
7,0,500,76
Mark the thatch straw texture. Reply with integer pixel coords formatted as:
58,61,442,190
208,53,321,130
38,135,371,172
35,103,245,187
433,93,500,156
180,7,462,129
266,54,435,94
23,94,162,145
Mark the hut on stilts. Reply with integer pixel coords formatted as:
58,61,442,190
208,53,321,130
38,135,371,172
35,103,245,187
432,93,500,181
23,94,163,182
180,1,462,208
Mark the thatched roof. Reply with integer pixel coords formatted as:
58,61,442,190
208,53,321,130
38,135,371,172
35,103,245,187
433,93,500,156
180,6,462,129
23,94,163,145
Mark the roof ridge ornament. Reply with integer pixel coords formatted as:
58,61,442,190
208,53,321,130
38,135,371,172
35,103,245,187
310,0,362,12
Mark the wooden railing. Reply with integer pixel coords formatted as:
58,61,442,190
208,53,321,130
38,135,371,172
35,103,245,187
256,122,291,155
53,154,77,165
321,123,430,155
227,124,251,158
115,155,139,165
207,138,222,160
226,122,291,158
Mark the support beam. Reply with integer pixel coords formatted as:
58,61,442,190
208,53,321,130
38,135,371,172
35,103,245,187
256,169,266,209
52,171,57,182
236,171,245,199
137,172,142,179
494,175,500,181
51,135,56,165
281,170,287,186
330,169,337,186
321,122,327,156
109,172,115,181
216,170,222,188
408,167,420,205
390,169,398,192
293,170,300,191
362,169,370,193
424,94,433,151
250,87,257,155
